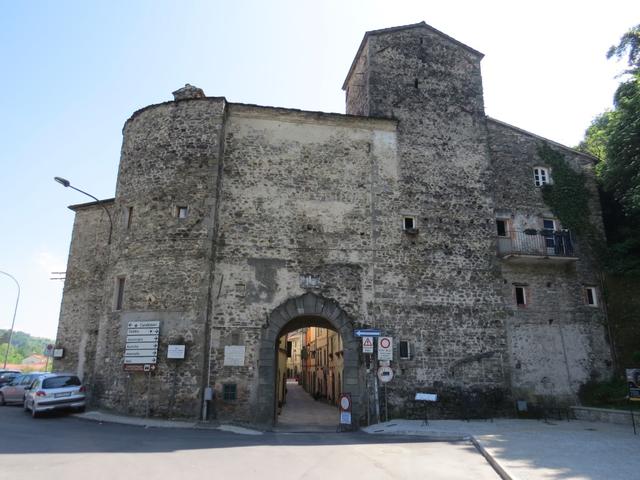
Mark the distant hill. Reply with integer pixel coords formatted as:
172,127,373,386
0,329,54,364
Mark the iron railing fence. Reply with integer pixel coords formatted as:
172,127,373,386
497,229,575,258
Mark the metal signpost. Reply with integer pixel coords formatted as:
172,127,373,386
339,393,352,431
377,366,393,422
626,369,640,434
415,392,438,426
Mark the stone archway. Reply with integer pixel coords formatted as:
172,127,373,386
255,292,361,426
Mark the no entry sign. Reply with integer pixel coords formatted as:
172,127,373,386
378,336,393,361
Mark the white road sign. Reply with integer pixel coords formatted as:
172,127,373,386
125,321,160,367
127,328,160,335
377,366,394,383
167,345,186,359
378,336,393,361
126,335,159,343
128,321,160,328
415,393,438,401
125,349,158,357
124,356,157,364
362,336,374,353
125,343,159,351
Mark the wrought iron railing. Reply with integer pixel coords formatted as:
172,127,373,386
497,229,575,258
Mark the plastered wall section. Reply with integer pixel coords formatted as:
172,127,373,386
347,26,510,414
487,119,612,401
86,98,227,418
207,104,397,423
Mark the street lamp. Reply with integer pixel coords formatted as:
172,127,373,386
0,271,20,369
54,177,113,244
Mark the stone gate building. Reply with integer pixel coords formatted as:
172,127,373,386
55,21,612,426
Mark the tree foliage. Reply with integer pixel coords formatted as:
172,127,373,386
606,24,640,71
0,329,53,364
579,24,640,274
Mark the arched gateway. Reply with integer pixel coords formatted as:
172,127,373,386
255,293,361,426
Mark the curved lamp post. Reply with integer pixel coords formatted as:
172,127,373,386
0,271,20,369
54,177,113,244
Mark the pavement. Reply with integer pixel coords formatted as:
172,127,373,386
70,380,640,480
274,380,340,432
71,407,640,480
363,418,640,480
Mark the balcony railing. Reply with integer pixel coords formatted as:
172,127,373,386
497,229,576,260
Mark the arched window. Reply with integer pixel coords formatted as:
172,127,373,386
533,167,551,187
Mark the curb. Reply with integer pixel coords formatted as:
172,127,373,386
470,436,514,480
73,411,264,435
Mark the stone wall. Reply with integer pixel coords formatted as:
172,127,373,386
207,104,397,424
77,97,227,418
55,21,614,425
54,202,112,392
488,119,612,403
346,23,510,415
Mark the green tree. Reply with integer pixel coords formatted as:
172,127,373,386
579,24,640,273
606,24,640,71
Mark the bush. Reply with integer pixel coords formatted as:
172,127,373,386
578,377,628,407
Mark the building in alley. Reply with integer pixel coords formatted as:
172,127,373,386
54,21,612,426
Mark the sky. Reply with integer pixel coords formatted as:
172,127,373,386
1,0,639,339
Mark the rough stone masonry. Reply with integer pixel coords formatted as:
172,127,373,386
55,22,612,426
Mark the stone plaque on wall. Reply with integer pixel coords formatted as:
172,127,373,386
224,345,246,366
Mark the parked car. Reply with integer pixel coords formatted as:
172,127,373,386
0,370,21,387
0,373,44,405
23,373,86,418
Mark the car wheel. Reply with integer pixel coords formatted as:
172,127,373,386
0,393,5,406
76,406,86,413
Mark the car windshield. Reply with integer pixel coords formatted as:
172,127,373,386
42,376,81,389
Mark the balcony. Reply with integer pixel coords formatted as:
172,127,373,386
497,229,578,264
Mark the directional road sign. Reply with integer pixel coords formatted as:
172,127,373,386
128,321,160,328
127,328,159,336
354,328,381,337
124,357,157,364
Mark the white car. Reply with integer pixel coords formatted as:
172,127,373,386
24,373,86,418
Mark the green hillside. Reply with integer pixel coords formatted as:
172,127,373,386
0,329,54,364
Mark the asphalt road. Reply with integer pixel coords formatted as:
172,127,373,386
0,405,499,480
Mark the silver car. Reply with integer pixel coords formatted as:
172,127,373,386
0,373,44,405
23,373,86,418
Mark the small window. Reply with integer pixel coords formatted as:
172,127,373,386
115,277,125,310
177,206,188,219
124,206,133,229
496,219,508,237
515,286,527,307
399,341,411,359
534,167,551,187
403,216,417,231
223,383,237,401
585,287,598,307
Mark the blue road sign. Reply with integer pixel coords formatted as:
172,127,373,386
354,329,381,337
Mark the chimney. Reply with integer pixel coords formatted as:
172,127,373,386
172,84,205,101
